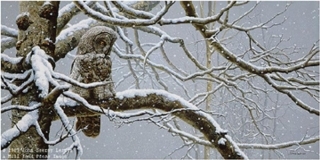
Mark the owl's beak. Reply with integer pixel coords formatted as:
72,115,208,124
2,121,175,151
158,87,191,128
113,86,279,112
102,46,111,56
104,51,111,57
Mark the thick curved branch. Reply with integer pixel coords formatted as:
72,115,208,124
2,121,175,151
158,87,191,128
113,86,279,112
54,18,97,61
60,89,248,159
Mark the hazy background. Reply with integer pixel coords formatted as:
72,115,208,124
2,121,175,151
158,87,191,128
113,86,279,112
1,1,319,159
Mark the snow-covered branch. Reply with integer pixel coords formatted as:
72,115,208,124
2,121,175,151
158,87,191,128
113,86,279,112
1,25,18,38
111,1,154,19
210,39,319,115
1,110,39,149
262,74,319,115
33,120,70,146
1,70,33,102
1,37,17,53
223,2,290,32
54,1,162,61
210,39,319,75
56,1,95,35
135,25,208,70
1,55,21,70
158,1,236,27
2,1,318,159
53,71,113,89
239,136,320,149
114,46,237,87
54,98,83,159
1,103,40,113
25,46,56,98
60,89,247,159
55,18,98,60
1,53,26,73
74,1,174,27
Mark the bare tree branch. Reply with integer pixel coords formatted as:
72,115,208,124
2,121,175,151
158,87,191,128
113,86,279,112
73,1,174,27
239,136,320,149
210,39,319,115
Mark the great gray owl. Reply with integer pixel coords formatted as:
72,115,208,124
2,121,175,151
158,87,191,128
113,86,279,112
70,26,117,137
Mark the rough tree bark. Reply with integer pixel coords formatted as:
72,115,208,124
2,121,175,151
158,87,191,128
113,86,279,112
9,1,59,159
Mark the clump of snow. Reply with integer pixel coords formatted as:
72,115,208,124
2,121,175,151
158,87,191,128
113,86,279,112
218,138,227,145
26,46,55,98
45,37,53,43
43,1,53,6
16,12,29,21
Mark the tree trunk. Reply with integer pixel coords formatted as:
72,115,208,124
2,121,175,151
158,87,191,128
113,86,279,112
9,1,59,159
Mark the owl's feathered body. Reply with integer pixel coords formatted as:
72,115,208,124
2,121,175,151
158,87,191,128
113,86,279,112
70,26,117,137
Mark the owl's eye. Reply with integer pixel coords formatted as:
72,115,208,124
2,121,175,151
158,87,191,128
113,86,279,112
100,41,106,46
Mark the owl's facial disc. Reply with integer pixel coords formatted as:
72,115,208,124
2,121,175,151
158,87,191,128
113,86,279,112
94,34,113,55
